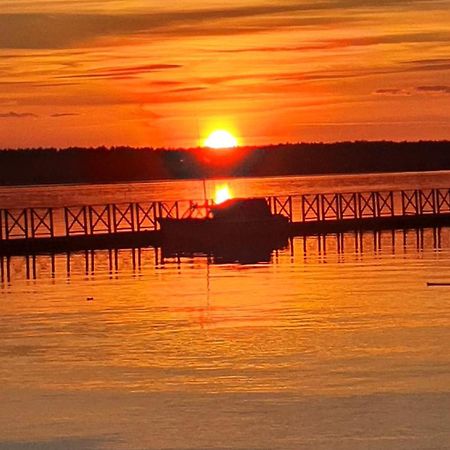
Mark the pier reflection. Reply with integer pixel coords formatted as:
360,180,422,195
0,227,448,285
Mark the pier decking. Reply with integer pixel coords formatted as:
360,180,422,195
1,188,449,255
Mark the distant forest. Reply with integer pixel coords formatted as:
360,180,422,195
0,141,449,186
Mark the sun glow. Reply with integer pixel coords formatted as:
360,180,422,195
214,184,233,204
204,130,238,149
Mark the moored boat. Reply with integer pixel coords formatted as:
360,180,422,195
158,197,290,252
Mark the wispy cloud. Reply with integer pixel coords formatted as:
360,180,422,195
373,88,411,96
166,86,207,94
57,64,182,80
1,0,447,49
214,31,450,54
416,85,450,94
0,111,37,118
403,60,450,72
50,112,80,117
0,6,306,49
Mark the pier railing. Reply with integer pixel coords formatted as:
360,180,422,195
0,188,449,241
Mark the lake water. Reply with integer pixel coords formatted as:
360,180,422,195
1,172,450,450
1,170,450,208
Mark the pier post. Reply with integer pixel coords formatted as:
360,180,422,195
415,190,420,215
49,208,54,238
267,197,273,216
288,196,293,222
24,209,29,239
30,209,36,238
300,196,305,222
336,194,343,221
88,206,93,234
64,207,69,236
374,192,380,218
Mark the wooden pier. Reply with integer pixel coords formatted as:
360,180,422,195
1,188,449,256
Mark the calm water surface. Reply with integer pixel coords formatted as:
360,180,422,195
0,172,450,450
0,170,449,207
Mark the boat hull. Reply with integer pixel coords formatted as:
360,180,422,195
158,216,290,255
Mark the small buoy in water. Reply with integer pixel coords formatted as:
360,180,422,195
86,296,94,301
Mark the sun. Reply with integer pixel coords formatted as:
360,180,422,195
204,130,238,149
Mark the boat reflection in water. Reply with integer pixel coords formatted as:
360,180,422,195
158,197,290,264
161,235,289,265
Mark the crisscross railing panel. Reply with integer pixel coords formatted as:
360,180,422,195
64,206,88,236
271,196,293,222
30,208,54,238
136,203,158,231
321,194,340,220
401,190,420,216
112,203,135,233
339,193,357,219
419,189,436,215
158,201,180,220
436,189,450,213
357,192,377,218
88,205,111,234
4,209,29,239
301,194,321,221
376,191,394,217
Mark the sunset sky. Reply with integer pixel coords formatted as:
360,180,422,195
0,0,449,148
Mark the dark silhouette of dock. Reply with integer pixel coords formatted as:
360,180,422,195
1,188,449,256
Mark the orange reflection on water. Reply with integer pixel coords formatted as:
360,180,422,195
1,230,450,396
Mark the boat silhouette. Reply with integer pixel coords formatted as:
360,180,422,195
158,197,290,258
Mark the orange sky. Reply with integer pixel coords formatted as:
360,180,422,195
0,0,449,148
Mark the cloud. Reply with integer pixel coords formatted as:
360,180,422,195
166,86,208,94
0,111,37,118
50,112,80,117
372,85,450,98
416,85,450,94
400,57,450,73
57,63,182,81
1,1,446,49
373,88,411,96
214,31,450,54
0,7,326,49
270,56,450,85
409,63,450,72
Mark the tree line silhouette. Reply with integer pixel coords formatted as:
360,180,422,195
0,141,448,185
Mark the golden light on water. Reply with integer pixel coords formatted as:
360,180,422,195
204,130,238,149
214,184,233,204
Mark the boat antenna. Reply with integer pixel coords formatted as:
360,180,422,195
197,118,208,206
202,178,208,205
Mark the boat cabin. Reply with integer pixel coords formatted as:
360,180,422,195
210,198,272,221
